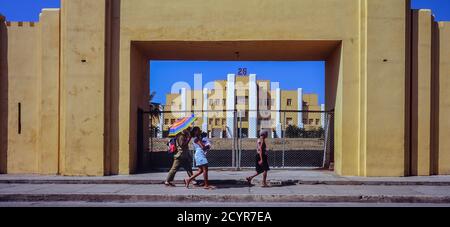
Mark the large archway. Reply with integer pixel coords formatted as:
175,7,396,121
129,41,341,173
101,0,407,176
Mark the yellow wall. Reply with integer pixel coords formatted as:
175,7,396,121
326,45,345,175
1,12,61,174
129,44,150,173
60,0,106,176
6,22,39,173
438,22,450,174
411,10,432,176
0,14,6,173
363,0,407,176
38,9,60,174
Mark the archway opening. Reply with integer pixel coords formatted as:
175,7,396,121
128,40,342,173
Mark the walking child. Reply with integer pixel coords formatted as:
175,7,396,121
185,127,214,189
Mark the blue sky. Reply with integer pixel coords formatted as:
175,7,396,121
1,0,449,22
1,0,449,105
150,61,326,104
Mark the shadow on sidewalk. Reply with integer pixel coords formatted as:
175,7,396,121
193,180,296,189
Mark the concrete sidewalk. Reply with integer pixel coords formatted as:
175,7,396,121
1,183,450,204
1,170,450,186
2,170,450,205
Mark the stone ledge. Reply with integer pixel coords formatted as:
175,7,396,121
1,193,450,204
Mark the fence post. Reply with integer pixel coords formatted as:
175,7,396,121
322,112,332,168
137,108,143,172
238,113,241,170
231,110,236,168
282,111,286,168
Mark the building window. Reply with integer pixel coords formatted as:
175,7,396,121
222,119,226,125
309,119,314,125
171,119,176,124
286,118,293,125
287,99,292,106
209,119,213,125
303,119,307,125
316,119,320,125
165,119,169,125
192,99,197,106
215,119,220,125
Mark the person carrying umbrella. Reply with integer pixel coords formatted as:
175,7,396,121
164,115,197,187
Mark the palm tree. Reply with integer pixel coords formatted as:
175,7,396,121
149,91,163,137
149,91,162,121
148,91,163,159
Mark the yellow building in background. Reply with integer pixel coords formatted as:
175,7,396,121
158,71,324,138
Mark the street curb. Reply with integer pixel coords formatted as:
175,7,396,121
1,179,450,186
1,193,450,204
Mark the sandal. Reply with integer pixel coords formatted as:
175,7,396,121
246,177,252,185
193,182,205,187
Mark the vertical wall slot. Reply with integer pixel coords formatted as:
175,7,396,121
18,103,21,134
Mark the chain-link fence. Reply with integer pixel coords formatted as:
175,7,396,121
143,110,236,172
139,109,334,172
236,110,334,169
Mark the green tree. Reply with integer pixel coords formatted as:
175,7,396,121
285,125,324,139
285,125,301,138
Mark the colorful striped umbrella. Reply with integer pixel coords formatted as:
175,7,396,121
169,114,197,137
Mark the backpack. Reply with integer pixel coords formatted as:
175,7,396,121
167,138,177,153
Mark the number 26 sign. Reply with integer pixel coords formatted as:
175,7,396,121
238,68,248,76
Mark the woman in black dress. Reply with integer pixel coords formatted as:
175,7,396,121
246,130,270,187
